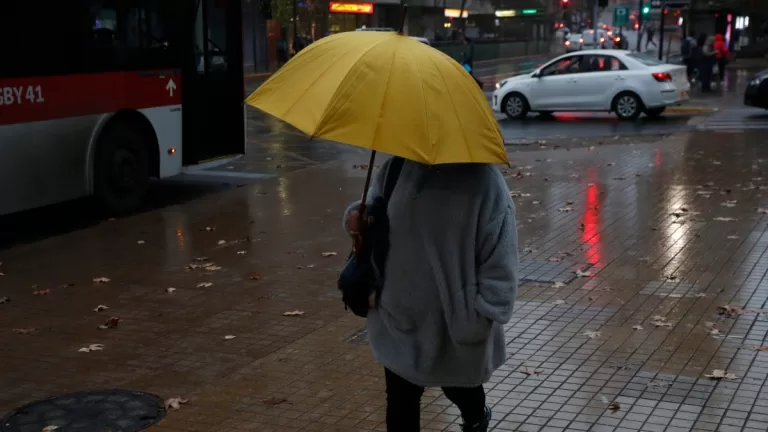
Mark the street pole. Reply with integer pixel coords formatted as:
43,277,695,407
292,0,298,53
593,2,598,43
636,0,644,52
657,0,666,60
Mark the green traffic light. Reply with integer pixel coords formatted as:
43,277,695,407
642,6,650,14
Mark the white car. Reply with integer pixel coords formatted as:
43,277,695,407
564,33,583,52
491,50,691,120
581,29,610,49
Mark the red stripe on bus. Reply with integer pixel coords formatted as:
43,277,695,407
0,70,182,125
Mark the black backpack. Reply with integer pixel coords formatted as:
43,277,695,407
338,157,404,317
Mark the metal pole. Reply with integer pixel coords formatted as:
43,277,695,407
636,0,644,51
593,2,598,43
658,0,666,60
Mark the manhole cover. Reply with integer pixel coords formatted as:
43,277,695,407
1,390,166,432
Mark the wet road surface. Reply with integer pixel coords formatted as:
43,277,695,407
4,127,768,431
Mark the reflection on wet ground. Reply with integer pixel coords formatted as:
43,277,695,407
3,129,768,431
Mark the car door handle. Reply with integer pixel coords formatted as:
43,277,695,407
567,78,578,83
614,76,625,81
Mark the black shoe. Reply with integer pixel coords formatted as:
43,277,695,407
462,406,491,432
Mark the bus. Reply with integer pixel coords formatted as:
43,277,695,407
0,0,246,216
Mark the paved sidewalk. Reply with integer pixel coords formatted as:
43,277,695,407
3,130,768,431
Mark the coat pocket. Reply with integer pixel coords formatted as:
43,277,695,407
447,287,492,345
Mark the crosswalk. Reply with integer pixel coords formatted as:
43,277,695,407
697,108,768,131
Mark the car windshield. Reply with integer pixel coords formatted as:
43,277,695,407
627,52,665,66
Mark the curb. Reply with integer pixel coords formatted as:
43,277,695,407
666,106,719,114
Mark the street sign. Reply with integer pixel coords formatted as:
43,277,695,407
613,6,630,27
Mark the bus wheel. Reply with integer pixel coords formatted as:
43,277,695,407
94,123,150,215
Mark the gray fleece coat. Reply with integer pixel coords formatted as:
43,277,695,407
343,158,519,387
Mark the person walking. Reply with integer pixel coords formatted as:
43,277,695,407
697,34,716,92
645,22,657,50
343,159,519,432
681,31,697,82
713,33,730,84
462,34,475,75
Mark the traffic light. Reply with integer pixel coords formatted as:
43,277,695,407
642,6,651,14
561,0,569,8
598,0,609,7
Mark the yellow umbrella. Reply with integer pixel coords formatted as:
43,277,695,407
245,31,508,165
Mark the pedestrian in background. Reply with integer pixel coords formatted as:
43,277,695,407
697,33,715,92
681,31,697,82
462,34,475,75
645,22,657,51
343,159,519,432
713,33,730,84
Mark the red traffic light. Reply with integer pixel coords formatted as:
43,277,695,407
562,0,569,3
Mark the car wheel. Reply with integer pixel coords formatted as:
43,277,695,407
645,107,666,118
94,122,150,215
502,93,530,119
612,92,643,120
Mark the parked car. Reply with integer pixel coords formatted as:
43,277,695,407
492,50,691,120
564,33,583,52
581,29,610,49
745,69,768,109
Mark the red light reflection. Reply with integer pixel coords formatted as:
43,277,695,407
581,169,602,266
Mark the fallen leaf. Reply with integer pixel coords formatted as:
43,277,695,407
42,427,60,432
705,369,738,380
13,327,38,335
554,300,566,305
532,200,541,205
521,367,543,376
263,397,288,406
0,296,9,304
558,207,574,212
758,208,768,214
713,217,737,222
97,317,120,330
694,293,707,297
283,310,306,316
166,287,177,293
78,343,104,353
321,252,338,257
164,397,189,410
224,335,236,340
33,289,51,296
237,250,248,255
93,277,111,283
582,330,601,339
632,325,644,330
650,320,673,328
750,346,768,352
203,265,221,271
652,315,667,321
93,305,109,312
196,282,213,288
203,226,216,231
727,235,740,239
707,327,721,336
194,256,209,261
217,240,227,245
551,282,566,288
137,240,146,244
721,200,738,207
647,380,671,389
548,256,563,263
575,270,594,278
608,402,621,413
718,305,744,317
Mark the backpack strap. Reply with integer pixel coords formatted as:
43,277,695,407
383,157,404,203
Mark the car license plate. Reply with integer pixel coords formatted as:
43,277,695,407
680,91,689,99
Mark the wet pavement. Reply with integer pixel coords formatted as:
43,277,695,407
4,127,768,432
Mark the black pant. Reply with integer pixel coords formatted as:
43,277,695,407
385,368,485,432
684,59,695,81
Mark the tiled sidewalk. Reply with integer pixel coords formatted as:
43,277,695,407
3,131,768,431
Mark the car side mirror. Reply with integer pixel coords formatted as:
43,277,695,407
532,72,541,78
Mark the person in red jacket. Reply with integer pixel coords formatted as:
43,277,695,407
713,33,730,84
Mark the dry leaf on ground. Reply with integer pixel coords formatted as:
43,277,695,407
652,315,667,321
321,252,338,257
521,367,543,376
237,250,247,255
647,380,671,389
203,226,215,231
194,256,209,261
558,207,574,212
164,397,188,410
93,305,108,312
42,426,60,432
750,346,768,352
718,305,744,317
137,240,146,244
608,402,621,413
97,317,120,330
632,325,644,330
166,287,177,293
33,289,51,296
283,310,306,316
551,282,566,288
223,335,236,340
13,328,38,335
548,256,563,262
0,296,9,304
575,270,594,278
203,265,221,271
217,240,227,245
650,320,673,328
554,300,566,305
78,343,104,353
705,369,738,380
196,282,213,288
757,208,768,214
248,273,262,280
721,200,738,207
93,277,111,283
263,397,288,406
713,217,738,222
708,327,721,336
582,330,601,339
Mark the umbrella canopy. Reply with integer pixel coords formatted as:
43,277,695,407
245,31,508,165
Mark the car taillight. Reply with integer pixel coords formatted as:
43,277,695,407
565,41,571,45
600,37,605,43
652,72,673,82
579,38,584,43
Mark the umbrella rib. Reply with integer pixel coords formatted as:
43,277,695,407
314,34,397,138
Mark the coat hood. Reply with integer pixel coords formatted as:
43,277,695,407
715,33,725,41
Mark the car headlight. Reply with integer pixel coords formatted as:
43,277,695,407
495,80,508,90
750,76,765,86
